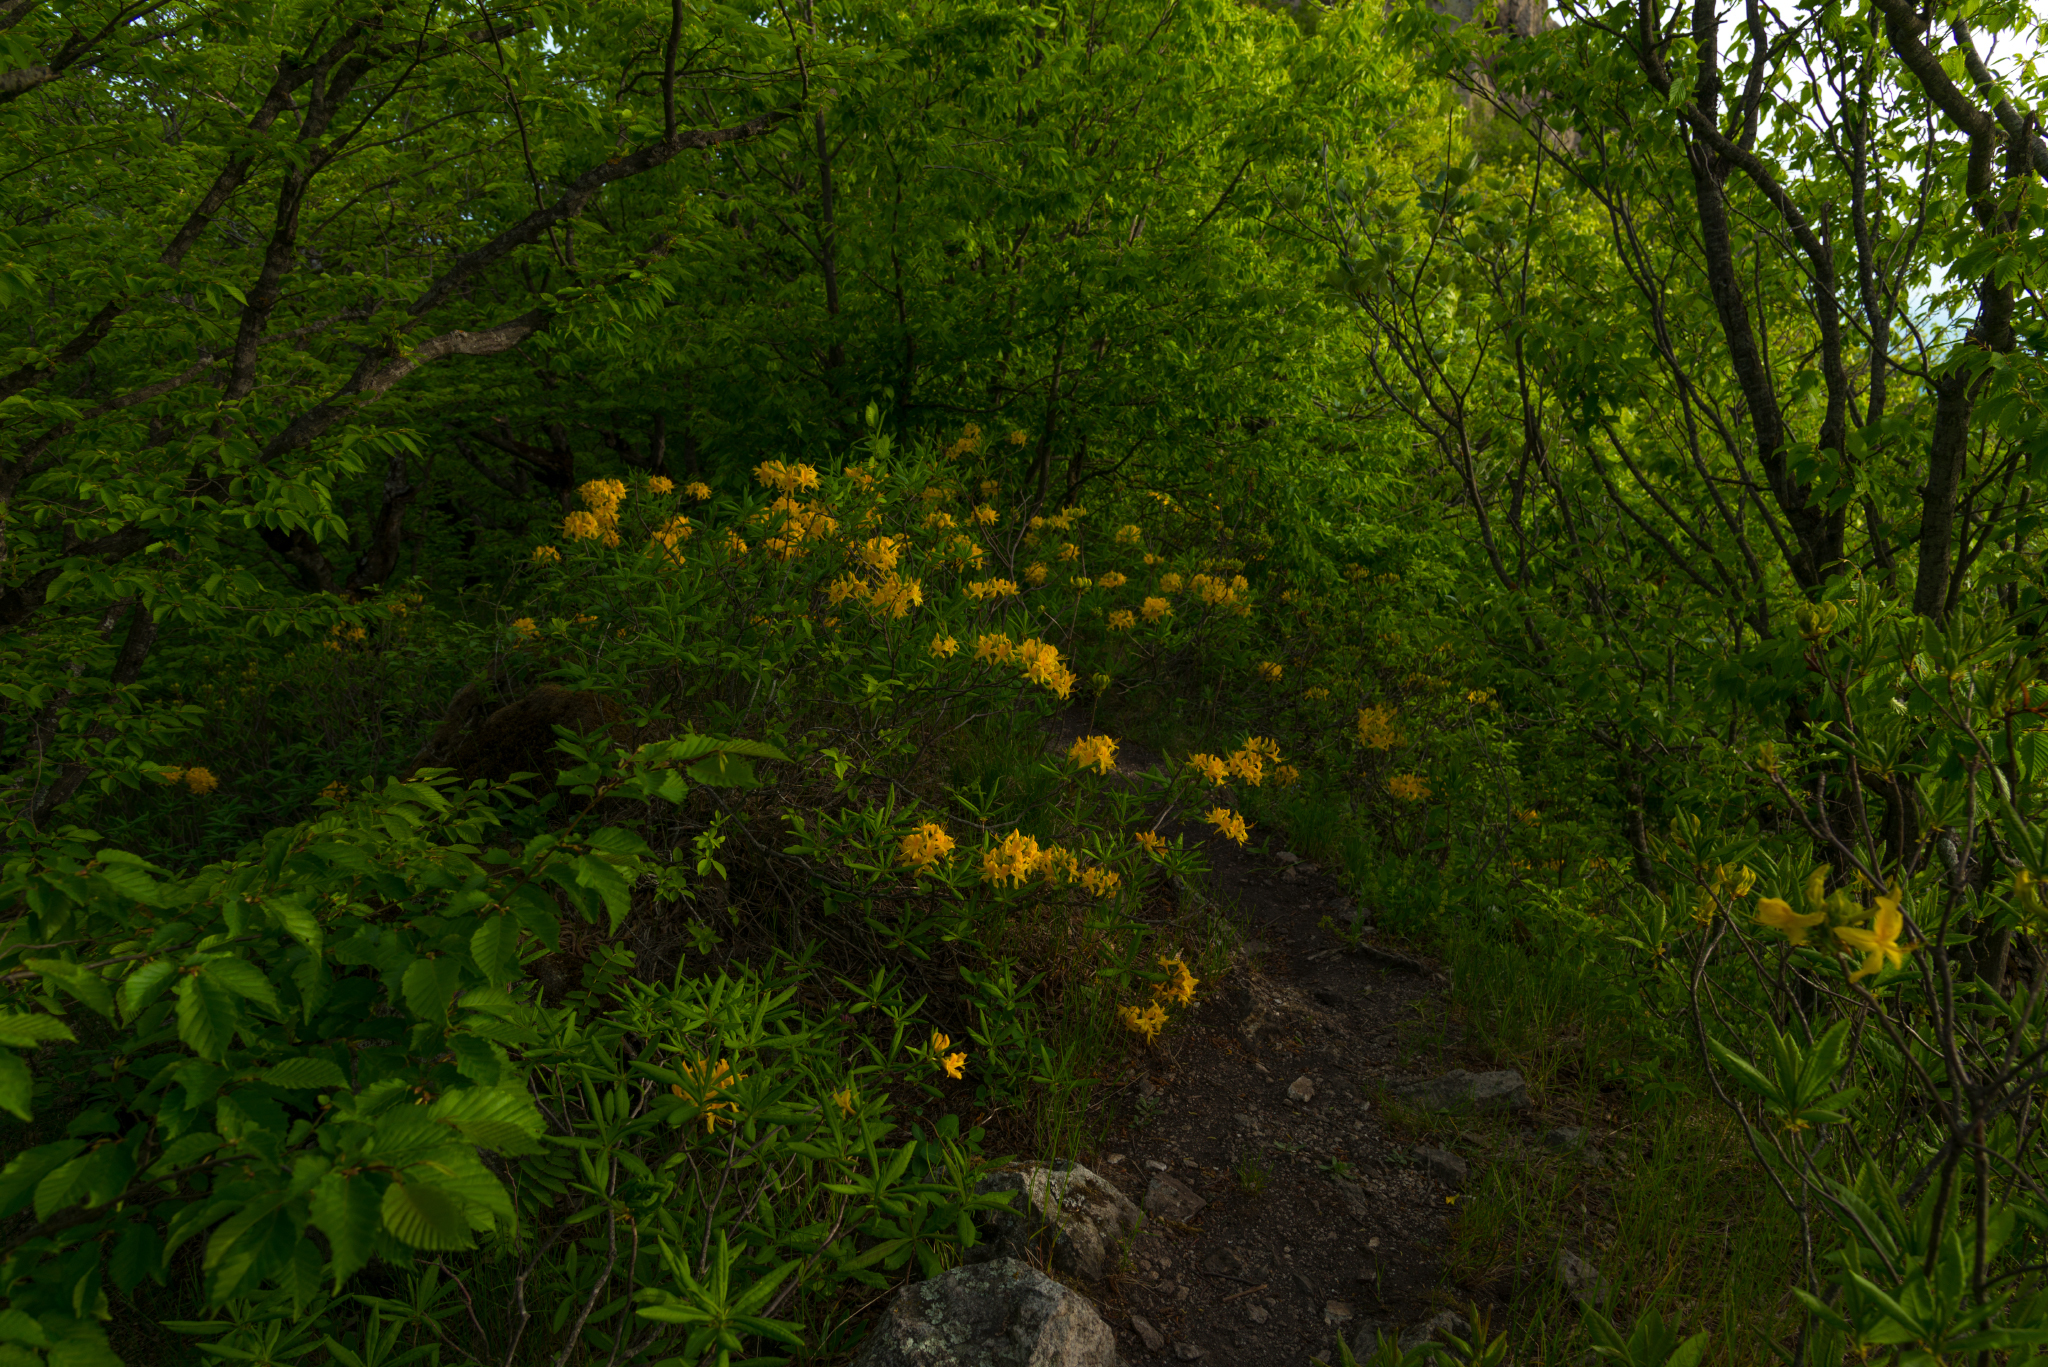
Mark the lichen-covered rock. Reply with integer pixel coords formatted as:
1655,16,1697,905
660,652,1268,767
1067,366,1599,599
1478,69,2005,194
852,1258,1119,1367
1391,1069,1530,1114
969,1162,1143,1281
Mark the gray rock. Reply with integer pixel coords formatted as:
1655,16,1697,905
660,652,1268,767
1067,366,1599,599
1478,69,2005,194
1392,1069,1530,1115
1416,1146,1469,1186
853,1258,1120,1367
1288,1076,1317,1104
1553,1247,1610,1308
1143,1173,1206,1223
1397,1310,1474,1353
1332,1179,1372,1220
1542,1126,1587,1152
1130,1315,1166,1352
971,1163,1143,1282
1246,1305,1269,1325
1172,1346,1203,1361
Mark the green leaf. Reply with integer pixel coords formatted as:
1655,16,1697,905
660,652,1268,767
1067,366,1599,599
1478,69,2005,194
402,956,461,1021
0,1051,32,1122
429,1085,544,1155
203,958,279,1012
0,1013,76,1048
175,972,239,1062
380,1179,476,1251
27,960,114,1018
110,1219,165,1293
311,1171,385,1286
470,915,517,988
262,1057,348,1090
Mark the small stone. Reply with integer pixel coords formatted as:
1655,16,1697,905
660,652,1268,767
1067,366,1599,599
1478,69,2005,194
1108,1153,1126,1166
1416,1146,1470,1186
1173,1345,1204,1361
1132,1314,1167,1351
1554,1247,1610,1308
1276,851,1301,865
1146,1159,1169,1172
1144,1173,1207,1222
1247,1305,1269,1325
1288,1076,1317,1104
1542,1126,1588,1152
1324,1300,1355,1325
1332,1180,1371,1220
1138,1077,1161,1099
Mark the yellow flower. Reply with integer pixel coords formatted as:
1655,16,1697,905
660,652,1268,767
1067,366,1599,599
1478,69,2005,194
1069,734,1119,774
1059,542,1080,562
1204,807,1250,844
1024,562,1049,586
723,529,748,556
1009,429,1028,446
974,633,1015,663
686,481,713,501
1274,764,1301,787
982,831,1046,887
1159,572,1184,593
1116,525,1143,544
754,460,820,494
931,1030,951,1053
647,475,675,494
1227,746,1267,787
1120,1002,1170,1043
532,545,561,564
923,509,957,530
563,509,604,541
1258,661,1283,682
1755,896,1828,947
319,780,349,801
1108,609,1136,631
931,634,960,658
1097,571,1128,590
1187,753,1230,785
1134,831,1167,858
512,617,538,636
1156,954,1199,1006
943,1052,968,1079
980,479,1000,497
974,503,999,525
866,573,924,619
1834,886,1912,981
1141,596,1172,623
180,767,220,795
860,536,904,572
833,1087,856,1116
1387,773,1430,802
901,822,956,871
1079,866,1122,896
1357,706,1401,750
1466,688,1495,706
967,578,1019,600
1015,638,1074,698
670,1057,746,1132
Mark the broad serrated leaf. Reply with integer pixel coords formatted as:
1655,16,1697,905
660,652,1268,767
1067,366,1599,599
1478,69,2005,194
401,956,461,1021
380,1179,475,1251
0,1051,31,1122
310,1171,385,1287
470,915,517,988
202,958,279,1012
175,972,239,1062
262,1057,348,1090
430,1085,543,1155
110,1220,164,1293
0,1013,75,1049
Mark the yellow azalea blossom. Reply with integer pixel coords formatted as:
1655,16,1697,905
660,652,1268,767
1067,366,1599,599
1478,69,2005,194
531,545,561,564
833,1087,856,1116
1204,807,1251,844
1258,661,1283,682
982,830,1047,887
828,574,869,606
1098,570,1128,590
924,509,957,530
754,459,820,494
1187,753,1230,785
1144,553,1162,566
723,529,748,555
931,634,960,658
1069,734,1119,774
866,573,924,619
931,1030,951,1054
1387,774,1430,802
1015,639,1075,698
972,503,999,526
1834,886,1912,981
1024,562,1049,585
1072,576,1094,590
1141,596,1172,623
943,1052,968,1079
860,536,903,572
647,475,675,494
1108,609,1136,631
1079,866,1122,897
967,578,1019,600
1227,747,1266,787
1159,572,1184,593
563,509,604,541
1116,525,1143,544
901,822,956,871
670,1058,746,1132
1274,764,1301,786
974,633,1015,663
1156,954,1199,1006
980,479,1000,496
1304,687,1329,700
1357,706,1401,749
1755,896,1828,947
1059,542,1080,562
1134,830,1167,858
685,480,713,500
512,618,538,636
1120,1002,1170,1043
1009,429,1028,446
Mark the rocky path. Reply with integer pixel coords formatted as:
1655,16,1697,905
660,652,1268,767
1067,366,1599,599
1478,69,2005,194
1075,832,1501,1365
